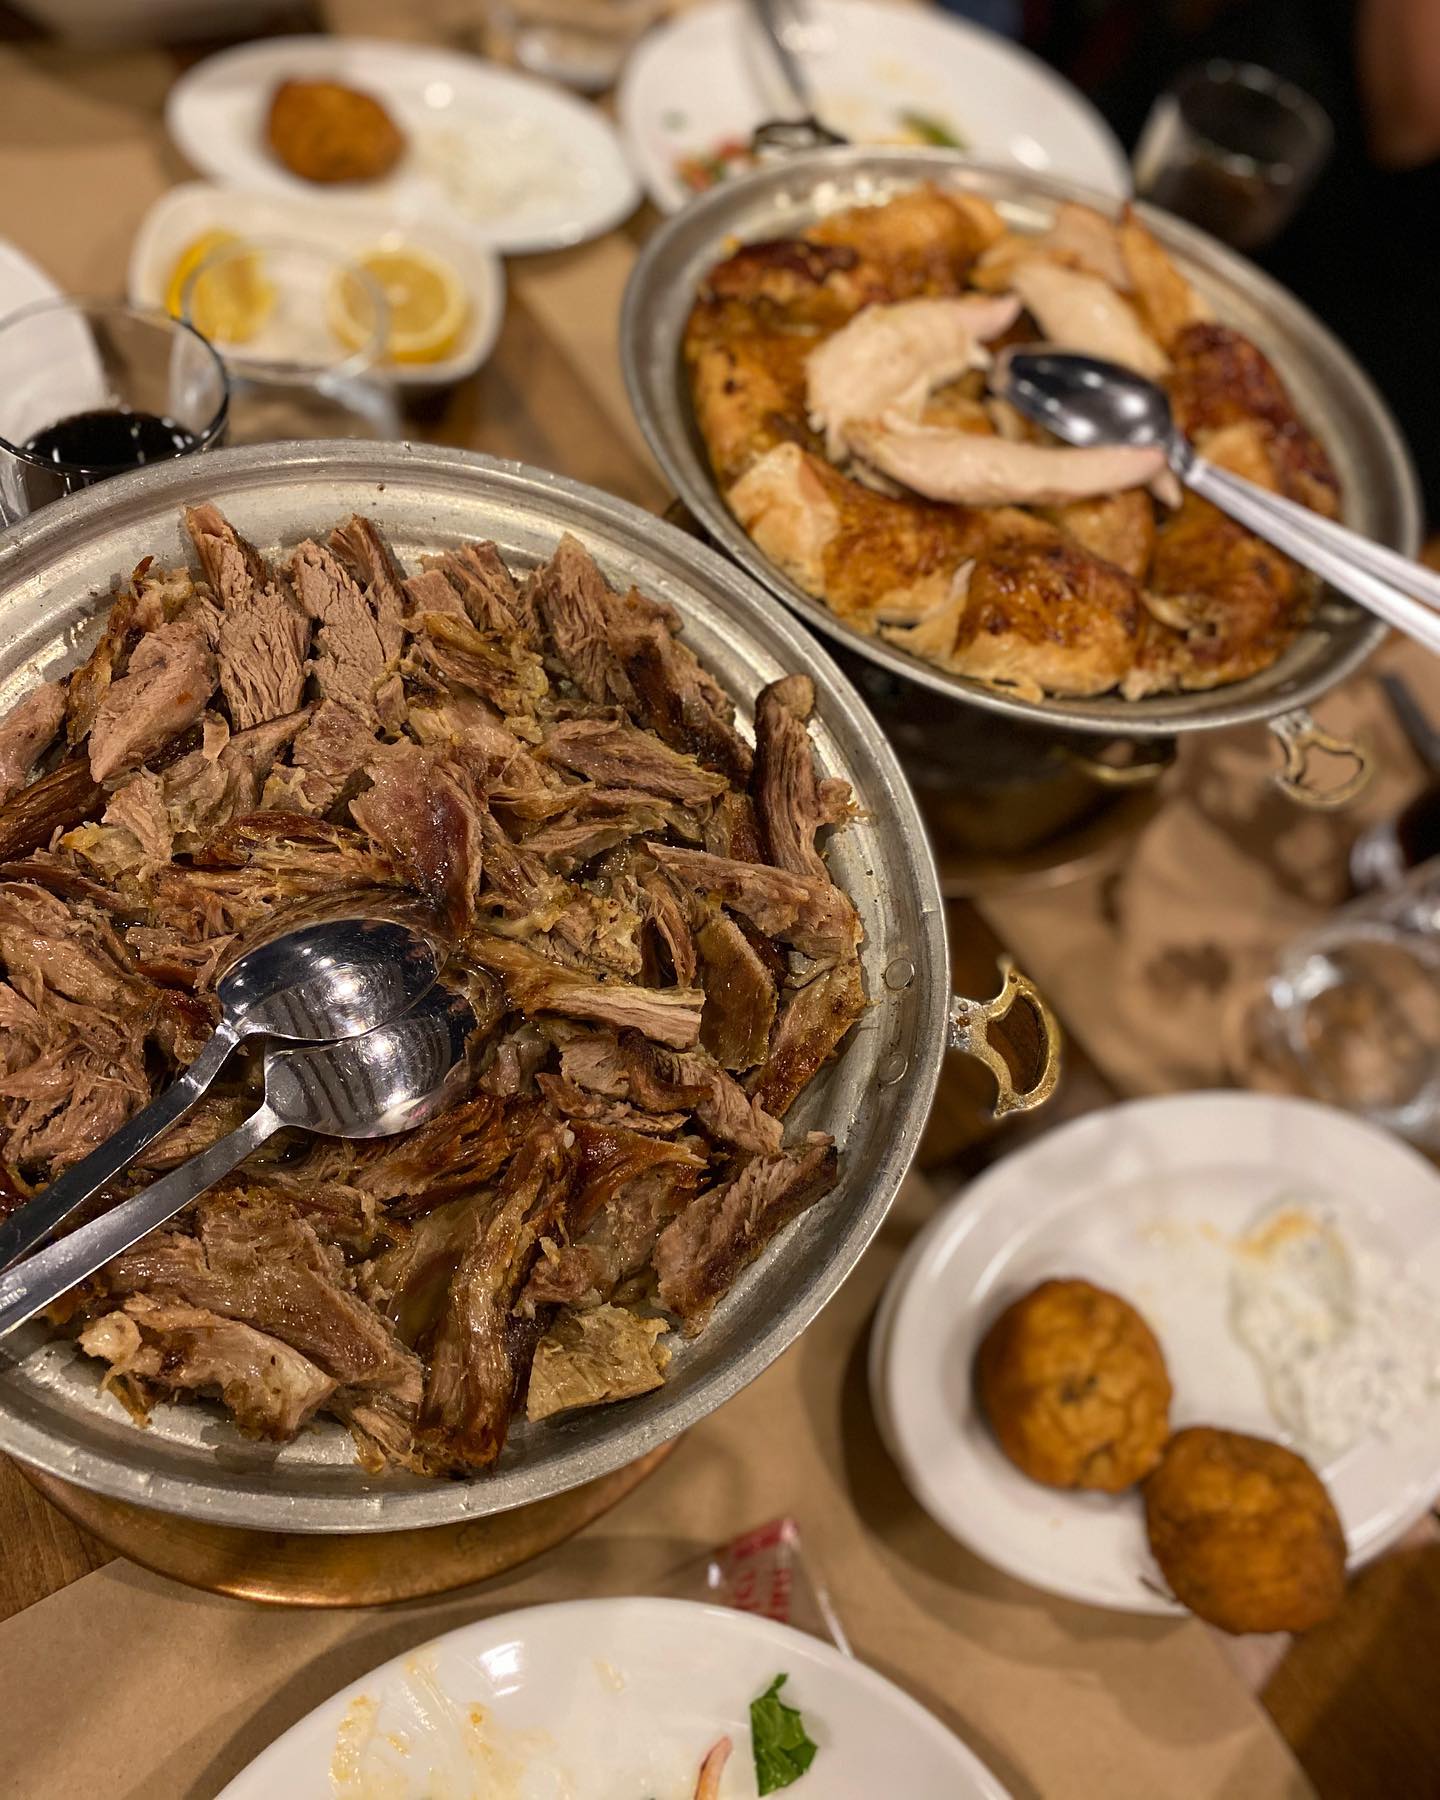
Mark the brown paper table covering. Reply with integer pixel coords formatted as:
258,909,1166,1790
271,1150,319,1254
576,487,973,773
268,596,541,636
0,1173,1312,1800
0,8,1420,1794
979,637,1440,1098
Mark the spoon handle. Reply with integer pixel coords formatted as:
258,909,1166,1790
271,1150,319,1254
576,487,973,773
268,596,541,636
752,0,816,113
0,1022,242,1271
1185,457,1440,615
1183,456,1440,659
0,1101,281,1340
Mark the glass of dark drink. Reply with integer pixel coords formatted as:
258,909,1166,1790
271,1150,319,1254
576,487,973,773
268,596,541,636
0,298,229,524
1133,61,1332,252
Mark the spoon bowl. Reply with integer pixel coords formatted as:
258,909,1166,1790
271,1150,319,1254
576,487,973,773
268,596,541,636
0,892,448,1269
0,983,483,1338
263,981,482,1138
994,346,1440,662
992,347,1175,451
215,890,449,1044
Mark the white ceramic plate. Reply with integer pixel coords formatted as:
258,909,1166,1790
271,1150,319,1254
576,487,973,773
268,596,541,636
217,1597,1011,1798
874,1093,1440,1616
165,37,639,255
618,0,1130,214
127,182,505,393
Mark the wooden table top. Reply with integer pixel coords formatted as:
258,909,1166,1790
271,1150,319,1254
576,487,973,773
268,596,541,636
0,14,1436,1798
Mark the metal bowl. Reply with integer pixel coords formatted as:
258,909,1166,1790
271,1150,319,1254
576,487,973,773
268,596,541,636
622,148,1421,747
0,440,1035,1531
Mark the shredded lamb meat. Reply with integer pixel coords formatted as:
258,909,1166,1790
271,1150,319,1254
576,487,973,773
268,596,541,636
0,508,866,1477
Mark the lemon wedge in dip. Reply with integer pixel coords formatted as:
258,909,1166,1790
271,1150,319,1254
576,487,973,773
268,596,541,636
331,245,468,365
163,229,238,318
180,240,276,346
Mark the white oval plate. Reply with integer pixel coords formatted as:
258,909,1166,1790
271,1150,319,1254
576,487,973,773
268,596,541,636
618,0,1130,214
217,1597,1011,1799
165,37,639,255
127,181,505,393
874,1093,1440,1616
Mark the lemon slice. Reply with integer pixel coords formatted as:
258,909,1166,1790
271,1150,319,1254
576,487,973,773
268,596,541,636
163,229,239,319
333,245,468,366
184,244,275,346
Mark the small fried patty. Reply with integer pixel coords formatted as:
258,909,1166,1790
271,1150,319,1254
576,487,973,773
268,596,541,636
266,79,405,185
975,1277,1172,1491
1145,1426,1346,1634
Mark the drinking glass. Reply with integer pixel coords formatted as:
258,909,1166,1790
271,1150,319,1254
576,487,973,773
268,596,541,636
182,238,401,445
0,298,228,523
1256,861,1440,1146
485,0,664,90
1133,60,1333,251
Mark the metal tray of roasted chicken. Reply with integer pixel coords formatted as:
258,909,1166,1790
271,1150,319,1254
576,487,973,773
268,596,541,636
0,441,1054,1531
622,150,1422,793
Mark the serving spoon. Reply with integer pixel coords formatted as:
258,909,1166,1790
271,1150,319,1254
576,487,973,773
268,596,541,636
993,348,1440,659
0,891,447,1271
0,981,481,1340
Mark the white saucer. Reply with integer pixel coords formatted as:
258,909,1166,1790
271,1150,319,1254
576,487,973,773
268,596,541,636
128,182,504,393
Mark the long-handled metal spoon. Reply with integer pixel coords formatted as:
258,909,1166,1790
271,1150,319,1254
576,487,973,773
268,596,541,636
993,348,1440,658
0,981,481,1339
749,0,845,152
0,891,446,1270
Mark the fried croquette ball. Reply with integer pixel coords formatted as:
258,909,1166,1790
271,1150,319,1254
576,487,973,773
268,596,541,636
975,1277,1172,1491
266,79,405,185
1144,1426,1346,1634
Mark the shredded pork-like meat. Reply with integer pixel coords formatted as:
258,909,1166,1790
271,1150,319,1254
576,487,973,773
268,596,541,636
0,507,867,1476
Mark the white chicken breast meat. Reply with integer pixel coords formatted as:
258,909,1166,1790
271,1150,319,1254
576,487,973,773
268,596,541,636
805,294,1021,460
846,415,1169,507
1009,261,1172,380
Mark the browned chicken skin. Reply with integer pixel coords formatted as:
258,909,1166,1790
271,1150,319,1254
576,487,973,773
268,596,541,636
685,189,1342,702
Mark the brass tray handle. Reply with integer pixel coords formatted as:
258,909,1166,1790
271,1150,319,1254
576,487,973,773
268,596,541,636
949,956,1063,1118
1268,708,1372,810
1061,738,1177,789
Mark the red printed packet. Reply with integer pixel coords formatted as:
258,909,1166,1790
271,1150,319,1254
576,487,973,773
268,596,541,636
659,1517,852,1655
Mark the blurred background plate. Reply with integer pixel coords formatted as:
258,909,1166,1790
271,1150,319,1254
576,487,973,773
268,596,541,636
166,36,640,254
617,0,1130,213
128,181,505,393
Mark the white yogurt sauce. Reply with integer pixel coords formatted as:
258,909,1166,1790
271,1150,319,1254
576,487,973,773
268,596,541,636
415,121,594,223
1229,1195,1440,1460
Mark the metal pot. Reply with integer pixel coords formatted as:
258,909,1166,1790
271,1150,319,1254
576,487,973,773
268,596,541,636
621,148,1423,808
0,441,1058,1530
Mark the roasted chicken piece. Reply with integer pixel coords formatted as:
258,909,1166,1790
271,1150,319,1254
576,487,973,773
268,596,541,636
884,538,1144,699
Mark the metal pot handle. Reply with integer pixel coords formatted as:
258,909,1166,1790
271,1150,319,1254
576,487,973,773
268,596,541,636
949,957,1062,1117
1060,738,1177,788
1268,708,1372,809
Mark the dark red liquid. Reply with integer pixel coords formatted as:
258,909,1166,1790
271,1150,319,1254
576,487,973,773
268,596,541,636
24,406,197,473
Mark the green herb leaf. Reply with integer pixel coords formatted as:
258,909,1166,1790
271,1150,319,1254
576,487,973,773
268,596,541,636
750,1674,819,1794
898,110,968,150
